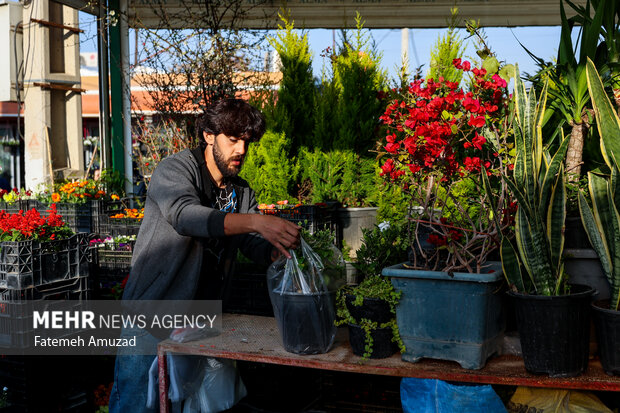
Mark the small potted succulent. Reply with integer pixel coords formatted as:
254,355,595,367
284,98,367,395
500,68,595,377
378,58,512,369
336,221,409,360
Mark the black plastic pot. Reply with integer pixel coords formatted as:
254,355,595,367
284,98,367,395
348,323,397,359
592,300,620,376
565,216,592,249
345,295,392,324
270,291,336,355
508,284,595,377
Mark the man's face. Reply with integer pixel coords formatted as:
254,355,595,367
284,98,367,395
212,133,248,179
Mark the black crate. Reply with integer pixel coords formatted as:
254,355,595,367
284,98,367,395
107,218,142,237
260,204,337,234
0,200,44,214
224,264,272,317
91,200,125,236
0,234,91,290
97,247,133,270
0,276,91,348
50,203,93,234
94,242,133,299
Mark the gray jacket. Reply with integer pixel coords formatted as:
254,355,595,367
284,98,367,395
122,149,272,300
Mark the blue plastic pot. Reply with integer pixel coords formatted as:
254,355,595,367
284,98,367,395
382,261,505,369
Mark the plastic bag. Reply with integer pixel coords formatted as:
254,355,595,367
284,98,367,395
147,355,247,412
507,387,612,413
401,378,507,413
267,238,336,354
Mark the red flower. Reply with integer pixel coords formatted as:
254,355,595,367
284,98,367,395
380,159,395,176
428,234,447,246
468,115,486,128
472,133,487,150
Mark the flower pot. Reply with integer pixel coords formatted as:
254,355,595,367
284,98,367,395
592,300,620,376
382,261,505,370
565,216,592,249
345,294,392,324
336,207,377,258
347,323,397,359
508,284,595,377
564,248,611,300
269,291,336,355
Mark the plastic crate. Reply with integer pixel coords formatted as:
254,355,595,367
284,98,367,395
107,218,142,237
91,200,125,235
51,203,93,233
224,263,272,317
260,204,337,234
0,234,91,290
94,243,133,299
0,200,44,214
0,276,91,348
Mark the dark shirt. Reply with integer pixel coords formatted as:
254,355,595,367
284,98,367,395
193,148,239,300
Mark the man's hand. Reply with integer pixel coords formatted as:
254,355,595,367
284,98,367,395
223,213,301,258
254,215,301,259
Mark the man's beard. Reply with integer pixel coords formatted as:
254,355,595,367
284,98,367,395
213,140,243,179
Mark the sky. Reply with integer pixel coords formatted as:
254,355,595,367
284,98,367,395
78,12,563,82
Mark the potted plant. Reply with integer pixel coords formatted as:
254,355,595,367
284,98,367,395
336,221,409,360
268,228,345,355
578,58,620,376
378,57,512,369
500,69,595,377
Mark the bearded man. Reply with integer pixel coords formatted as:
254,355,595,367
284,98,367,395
110,99,300,412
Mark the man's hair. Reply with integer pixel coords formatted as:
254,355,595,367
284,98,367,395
196,99,266,147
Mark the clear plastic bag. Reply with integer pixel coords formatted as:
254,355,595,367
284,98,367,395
267,238,337,355
146,355,246,412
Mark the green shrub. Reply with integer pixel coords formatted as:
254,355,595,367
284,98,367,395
299,148,378,206
331,13,388,155
240,130,299,204
268,12,315,154
427,9,465,85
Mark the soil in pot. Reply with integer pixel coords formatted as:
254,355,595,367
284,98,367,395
508,284,595,377
345,295,392,324
592,300,620,376
348,323,397,359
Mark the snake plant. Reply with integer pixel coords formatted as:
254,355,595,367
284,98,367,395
500,68,571,296
577,58,620,311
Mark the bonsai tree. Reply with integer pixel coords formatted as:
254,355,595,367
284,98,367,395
336,221,409,360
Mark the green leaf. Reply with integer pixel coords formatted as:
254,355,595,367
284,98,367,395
482,56,500,74
516,207,554,295
539,133,570,214
498,64,515,82
547,171,566,274
501,237,525,292
586,58,620,170
589,172,618,265
579,189,612,283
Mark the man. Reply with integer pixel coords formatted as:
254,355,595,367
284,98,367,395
110,99,300,412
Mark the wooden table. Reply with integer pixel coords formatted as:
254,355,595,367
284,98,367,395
157,313,620,412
